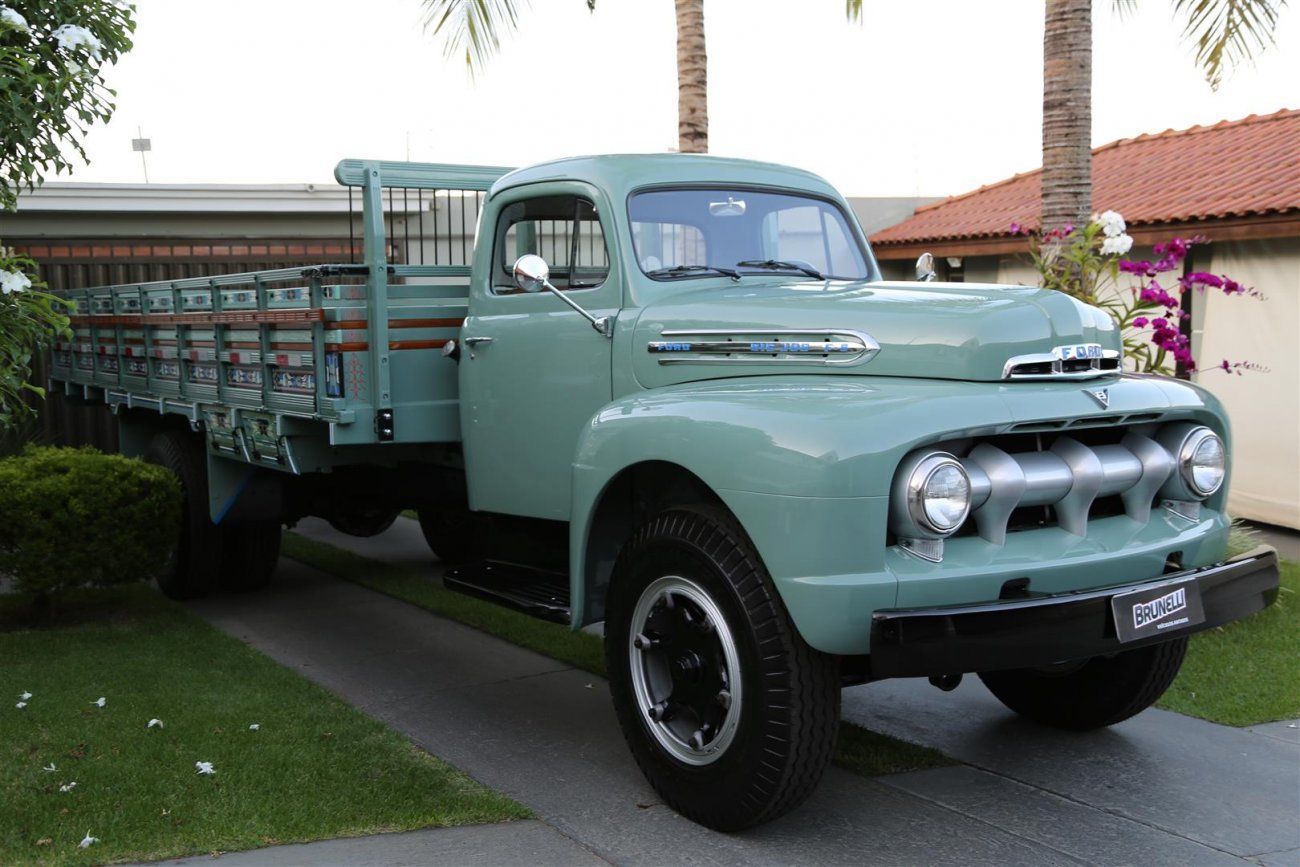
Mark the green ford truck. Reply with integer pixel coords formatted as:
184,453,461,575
49,154,1280,830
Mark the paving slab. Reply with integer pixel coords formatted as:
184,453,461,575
841,676,1300,858
142,819,606,866
191,555,1062,866
185,517,1298,865
1258,847,1300,867
1247,718,1300,745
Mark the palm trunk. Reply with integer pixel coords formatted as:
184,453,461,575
1041,0,1092,232
675,0,708,153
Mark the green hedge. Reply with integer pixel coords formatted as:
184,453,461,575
0,446,180,598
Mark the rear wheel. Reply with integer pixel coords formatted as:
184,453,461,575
979,636,1189,730
327,507,398,538
219,520,282,592
417,507,479,563
605,506,839,831
144,431,222,600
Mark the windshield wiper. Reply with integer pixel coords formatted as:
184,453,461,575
735,259,825,280
645,264,741,280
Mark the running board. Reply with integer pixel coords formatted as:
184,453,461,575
443,561,571,624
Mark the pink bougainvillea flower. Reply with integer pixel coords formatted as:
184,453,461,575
1152,317,1168,329
1009,221,1022,235
1133,316,1149,327
1120,259,1154,275
1179,271,1225,291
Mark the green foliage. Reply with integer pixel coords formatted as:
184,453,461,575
0,0,135,212
1159,557,1298,725
0,446,181,600
0,584,528,864
1116,0,1288,90
0,247,71,431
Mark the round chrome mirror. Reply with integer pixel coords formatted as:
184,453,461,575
513,254,550,293
915,252,937,282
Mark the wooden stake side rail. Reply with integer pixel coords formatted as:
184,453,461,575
47,159,513,457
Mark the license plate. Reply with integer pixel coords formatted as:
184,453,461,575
1111,579,1205,643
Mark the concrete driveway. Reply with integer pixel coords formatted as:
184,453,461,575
180,518,1300,866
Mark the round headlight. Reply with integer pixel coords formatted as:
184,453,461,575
1181,428,1225,497
905,454,972,535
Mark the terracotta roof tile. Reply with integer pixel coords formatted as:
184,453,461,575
871,108,1300,246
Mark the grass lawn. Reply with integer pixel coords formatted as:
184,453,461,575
1158,556,1299,726
281,531,954,778
0,585,529,867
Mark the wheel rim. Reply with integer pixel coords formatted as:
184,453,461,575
628,575,742,766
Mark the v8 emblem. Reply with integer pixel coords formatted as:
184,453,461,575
1087,388,1110,409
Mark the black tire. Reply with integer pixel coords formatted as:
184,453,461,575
327,507,398,538
144,431,222,600
218,520,282,592
979,636,1189,730
605,506,840,831
417,507,479,563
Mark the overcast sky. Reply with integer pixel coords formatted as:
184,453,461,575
65,0,1299,198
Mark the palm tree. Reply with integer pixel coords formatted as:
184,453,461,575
1041,0,1287,231
421,0,866,154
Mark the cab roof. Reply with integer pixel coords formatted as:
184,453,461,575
490,153,840,202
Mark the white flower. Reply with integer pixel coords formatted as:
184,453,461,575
0,7,27,30
1097,210,1126,238
59,781,77,792
78,831,99,848
1101,233,1134,256
43,763,57,772
0,269,31,295
248,723,260,731
91,697,106,708
51,23,102,57
19,691,32,701
16,702,26,710
147,718,163,729
195,761,215,775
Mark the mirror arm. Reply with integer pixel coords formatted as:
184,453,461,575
540,279,613,337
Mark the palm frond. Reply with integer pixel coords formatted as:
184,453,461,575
1112,0,1137,17
420,0,526,76
845,0,863,22
1170,0,1286,89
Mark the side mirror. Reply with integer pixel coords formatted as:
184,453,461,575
915,252,937,282
510,254,613,338
513,253,549,294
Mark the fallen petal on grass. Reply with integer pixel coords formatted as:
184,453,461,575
78,832,98,848
43,763,56,772
91,697,106,708
248,723,260,731
195,761,215,775
147,718,163,729
59,782,77,793
19,691,32,700
15,702,26,710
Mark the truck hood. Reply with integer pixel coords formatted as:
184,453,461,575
630,279,1120,388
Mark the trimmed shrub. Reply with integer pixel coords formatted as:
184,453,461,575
0,446,181,599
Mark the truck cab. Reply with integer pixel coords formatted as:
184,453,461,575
49,154,1280,832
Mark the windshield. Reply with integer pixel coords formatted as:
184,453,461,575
628,187,873,282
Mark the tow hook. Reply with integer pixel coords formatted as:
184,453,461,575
928,674,963,692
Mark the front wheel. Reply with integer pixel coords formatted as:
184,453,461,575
978,636,1189,730
605,506,839,831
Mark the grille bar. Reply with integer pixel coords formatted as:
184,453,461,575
961,432,1175,544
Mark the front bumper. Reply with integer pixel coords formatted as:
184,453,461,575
868,547,1280,678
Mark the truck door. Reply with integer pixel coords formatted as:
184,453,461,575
459,184,618,521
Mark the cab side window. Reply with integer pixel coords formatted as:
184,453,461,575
493,195,610,293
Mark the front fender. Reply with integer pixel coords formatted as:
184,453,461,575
569,374,1230,654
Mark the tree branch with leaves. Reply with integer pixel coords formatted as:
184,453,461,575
0,1,135,429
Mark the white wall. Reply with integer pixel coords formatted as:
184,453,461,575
1197,239,1300,529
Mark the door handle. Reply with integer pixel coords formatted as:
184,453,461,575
463,336,494,347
